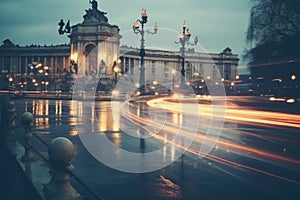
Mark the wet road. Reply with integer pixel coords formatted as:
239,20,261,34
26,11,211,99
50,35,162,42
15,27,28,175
14,97,300,200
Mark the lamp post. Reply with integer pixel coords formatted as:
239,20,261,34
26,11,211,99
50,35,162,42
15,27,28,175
113,58,121,86
38,67,44,92
8,77,13,87
44,66,50,91
175,21,198,86
45,81,49,91
28,62,42,91
113,63,119,85
133,9,158,95
8,76,13,95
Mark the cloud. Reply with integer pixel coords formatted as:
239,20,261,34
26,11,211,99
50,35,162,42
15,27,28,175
0,0,250,57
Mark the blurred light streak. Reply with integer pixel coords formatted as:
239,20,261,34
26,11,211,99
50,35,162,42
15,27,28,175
147,97,300,129
122,98,300,184
124,100,300,166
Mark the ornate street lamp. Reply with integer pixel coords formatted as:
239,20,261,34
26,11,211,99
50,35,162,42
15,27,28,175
38,68,44,92
8,77,13,92
133,9,158,95
28,62,43,91
175,21,198,85
112,58,121,86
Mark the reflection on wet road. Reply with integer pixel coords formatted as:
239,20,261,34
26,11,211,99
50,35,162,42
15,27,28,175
14,97,300,200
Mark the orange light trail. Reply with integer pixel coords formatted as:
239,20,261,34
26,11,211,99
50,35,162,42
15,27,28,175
135,122,300,185
123,103,300,166
121,98,300,184
147,97,300,129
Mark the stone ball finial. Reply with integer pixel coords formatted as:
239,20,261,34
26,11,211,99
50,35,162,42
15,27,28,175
8,102,16,112
48,137,75,166
21,112,34,126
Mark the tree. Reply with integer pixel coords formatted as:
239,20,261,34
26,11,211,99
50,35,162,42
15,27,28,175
245,0,300,62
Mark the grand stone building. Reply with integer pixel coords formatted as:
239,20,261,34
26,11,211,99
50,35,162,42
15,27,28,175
119,46,238,83
69,0,121,77
0,1,239,91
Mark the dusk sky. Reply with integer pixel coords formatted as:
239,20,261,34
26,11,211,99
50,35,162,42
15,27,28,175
0,0,251,73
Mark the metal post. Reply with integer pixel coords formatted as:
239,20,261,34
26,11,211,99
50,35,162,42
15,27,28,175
172,73,175,91
44,137,82,200
180,45,185,85
133,9,157,95
139,23,146,95
114,61,118,86
180,25,186,85
115,71,117,85
175,22,197,88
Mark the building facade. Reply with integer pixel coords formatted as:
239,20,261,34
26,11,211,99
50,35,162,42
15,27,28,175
69,1,121,77
119,46,239,84
0,1,239,91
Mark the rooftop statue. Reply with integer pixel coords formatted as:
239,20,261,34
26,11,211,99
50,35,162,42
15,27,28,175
90,0,98,10
58,19,71,35
83,0,108,24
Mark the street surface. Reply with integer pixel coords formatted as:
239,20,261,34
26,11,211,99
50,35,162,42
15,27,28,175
13,96,300,200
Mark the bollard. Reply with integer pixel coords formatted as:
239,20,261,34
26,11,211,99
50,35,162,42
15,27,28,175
20,112,35,162
43,137,82,200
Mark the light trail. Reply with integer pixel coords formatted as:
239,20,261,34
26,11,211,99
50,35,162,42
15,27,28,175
120,97,300,184
222,127,300,145
190,149,300,185
147,97,300,129
130,118,300,185
123,104,300,166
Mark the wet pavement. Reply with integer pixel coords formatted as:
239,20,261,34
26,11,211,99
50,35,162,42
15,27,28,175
12,98,300,200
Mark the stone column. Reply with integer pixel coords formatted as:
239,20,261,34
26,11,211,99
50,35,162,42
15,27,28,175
25,57,28,74
18,57,21,74
50,57,54,72
9,57,13,73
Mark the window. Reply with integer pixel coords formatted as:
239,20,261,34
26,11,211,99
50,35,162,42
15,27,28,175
224,64,231,80
125,58,129,73
151,61,156,78
213,65,218,80
164,62,168,78
130,58,134,75
199,63,204,76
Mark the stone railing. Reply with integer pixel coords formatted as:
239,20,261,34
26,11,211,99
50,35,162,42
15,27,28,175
2,100,104,200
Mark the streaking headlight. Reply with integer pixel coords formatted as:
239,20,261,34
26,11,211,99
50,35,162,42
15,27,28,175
269,97,275,101
112,90,119,96
286,98,295,104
